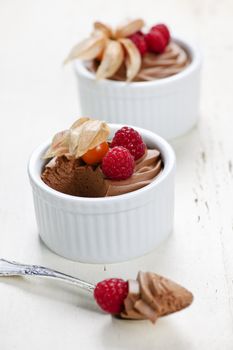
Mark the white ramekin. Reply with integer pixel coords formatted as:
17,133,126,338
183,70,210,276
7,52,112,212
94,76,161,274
74,37,201,140
28,125,175,263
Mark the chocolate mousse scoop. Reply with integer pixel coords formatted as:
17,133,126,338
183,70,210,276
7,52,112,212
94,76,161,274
41,156,108,197
121,271,193,323
41,148,162,197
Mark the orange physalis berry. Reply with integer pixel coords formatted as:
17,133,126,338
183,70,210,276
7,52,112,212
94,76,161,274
82,142,109,165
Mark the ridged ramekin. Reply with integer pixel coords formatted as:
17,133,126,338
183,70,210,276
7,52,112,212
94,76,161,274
74,37,201,140
28,125,175,263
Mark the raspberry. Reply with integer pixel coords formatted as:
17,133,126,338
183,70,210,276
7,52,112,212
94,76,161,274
94,278,128,314
128,31,148,56
145,29,167,54
102,146,134,180
151,24,170,45
111,126,146,160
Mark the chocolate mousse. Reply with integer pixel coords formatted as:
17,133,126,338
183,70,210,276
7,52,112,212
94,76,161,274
106,149,162,196
120,271,193,323
94,271,193,323
41,118,163,198
65,19,190,82
42,149,162,197
110,42,190,82
42,156,108,197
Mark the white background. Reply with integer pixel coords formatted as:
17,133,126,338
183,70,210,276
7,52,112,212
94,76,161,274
1,0,233,349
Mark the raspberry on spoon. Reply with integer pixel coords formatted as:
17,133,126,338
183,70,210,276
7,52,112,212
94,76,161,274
93,272,193,323
94,278,128,314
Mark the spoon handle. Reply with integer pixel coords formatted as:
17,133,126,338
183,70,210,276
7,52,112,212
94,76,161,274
0,258,95,293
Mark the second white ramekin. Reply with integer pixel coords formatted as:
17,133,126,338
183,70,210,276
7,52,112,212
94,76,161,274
74,37,201,140
28,125,175,263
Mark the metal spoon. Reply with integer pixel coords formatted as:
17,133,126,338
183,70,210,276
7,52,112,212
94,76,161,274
0,258,95,293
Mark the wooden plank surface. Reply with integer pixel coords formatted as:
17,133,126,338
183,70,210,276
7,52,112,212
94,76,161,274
0,0,233,348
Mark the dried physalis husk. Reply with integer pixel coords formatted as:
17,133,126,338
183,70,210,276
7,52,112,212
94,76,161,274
43,118,110,159
69,118,110,157
64,32,106,64
93,21,113,38
70,117,90,130
119,38,141,81
115,18,145,39
43,130,70,159
96,40,124,79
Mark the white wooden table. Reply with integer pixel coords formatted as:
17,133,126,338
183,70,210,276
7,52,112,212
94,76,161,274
1,1,233,349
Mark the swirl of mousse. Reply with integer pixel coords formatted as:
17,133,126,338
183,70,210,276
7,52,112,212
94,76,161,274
41,148,162,198
120,271,193,323
105,149,162,196
137,42,189,80
109,41,189,82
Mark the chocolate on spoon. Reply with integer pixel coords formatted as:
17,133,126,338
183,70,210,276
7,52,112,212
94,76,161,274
0,259,193,324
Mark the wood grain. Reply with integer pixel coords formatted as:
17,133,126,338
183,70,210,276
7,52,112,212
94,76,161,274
0,0,233,349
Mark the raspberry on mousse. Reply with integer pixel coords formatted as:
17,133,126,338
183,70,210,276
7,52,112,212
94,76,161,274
151,24,170,45
101,146,135,180
111,126,146,160
128,31,148,56
145,29,167,54
145,23,170,54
